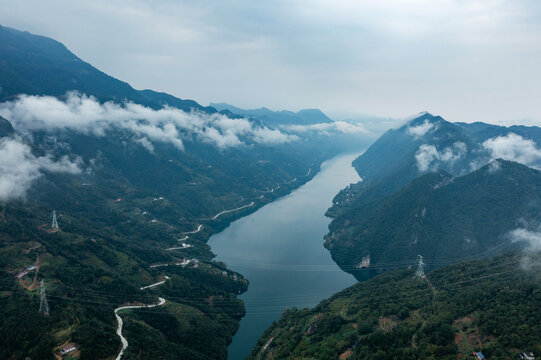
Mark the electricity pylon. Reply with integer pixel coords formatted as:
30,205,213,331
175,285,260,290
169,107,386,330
415,255,425,278
51,211,59,231
39,280,49,316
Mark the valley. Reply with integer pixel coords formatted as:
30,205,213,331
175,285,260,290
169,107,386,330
2,4,541,359
209,152,361,359
0,25,373,360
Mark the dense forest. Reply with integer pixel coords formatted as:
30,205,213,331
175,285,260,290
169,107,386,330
325,160,541,281
249,252,541,360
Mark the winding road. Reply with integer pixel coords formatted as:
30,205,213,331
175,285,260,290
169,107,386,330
140,276,170,290
114,297,166,360
210,202,255,220
183,224,203,234
113,176,309,359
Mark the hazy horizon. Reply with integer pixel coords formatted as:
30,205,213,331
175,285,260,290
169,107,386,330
1,0,541,126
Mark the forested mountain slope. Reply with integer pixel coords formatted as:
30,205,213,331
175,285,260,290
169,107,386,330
0,25,211,112
249,252,541,360
0,25,371,359
326,160,541,280
328,112,541,218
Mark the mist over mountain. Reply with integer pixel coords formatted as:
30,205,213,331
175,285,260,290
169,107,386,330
322,111,541,285
0,25,372,360
243,112,541,359
327,160,541,280
328,112,541,218
2,9,541,360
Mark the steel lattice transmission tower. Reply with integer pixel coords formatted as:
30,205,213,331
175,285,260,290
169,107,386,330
39,280,49,316
415,255,425,278
51,211,59,231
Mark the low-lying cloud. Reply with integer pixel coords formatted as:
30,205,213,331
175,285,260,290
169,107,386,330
415,141,467,172
509,227,541,252
282,121,370,135
482,133,541,169
507,223,541,269
0,138,82,201
0,93,297,151
406,119,435,138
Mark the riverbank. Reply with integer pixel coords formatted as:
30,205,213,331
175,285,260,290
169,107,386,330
209,152,363,360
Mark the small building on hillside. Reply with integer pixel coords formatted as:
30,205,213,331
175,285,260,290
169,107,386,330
60,345,77,355
520,352,535,360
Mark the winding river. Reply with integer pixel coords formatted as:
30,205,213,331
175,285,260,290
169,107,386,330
209,152,362,360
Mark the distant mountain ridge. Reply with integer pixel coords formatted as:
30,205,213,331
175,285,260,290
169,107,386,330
210,102,333,125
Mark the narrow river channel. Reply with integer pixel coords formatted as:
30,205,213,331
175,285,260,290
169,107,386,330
209,152,362,360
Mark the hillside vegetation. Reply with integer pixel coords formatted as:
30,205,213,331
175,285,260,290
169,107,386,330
0,25,370,359
249,252,541,360
326,160,541,280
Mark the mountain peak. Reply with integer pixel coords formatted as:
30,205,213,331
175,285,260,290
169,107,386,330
405,112,444,127
295,109,333,123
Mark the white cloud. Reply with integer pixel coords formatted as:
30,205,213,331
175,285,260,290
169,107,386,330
509,227,541,252
0,93,297,151
482,133,541,169
2,0,541,123
252,127,298,144
415,141,467,172
282,121,370,135
507,223,541,269
487,159,502,173
406,119,435,137
0,138,82,201
135,137,155,153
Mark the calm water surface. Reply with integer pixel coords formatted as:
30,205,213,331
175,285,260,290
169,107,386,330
209,152,361,360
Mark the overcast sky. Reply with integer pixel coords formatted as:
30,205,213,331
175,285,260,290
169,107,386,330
1,0,541,124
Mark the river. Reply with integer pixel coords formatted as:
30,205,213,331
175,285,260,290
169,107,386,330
209,152,362,360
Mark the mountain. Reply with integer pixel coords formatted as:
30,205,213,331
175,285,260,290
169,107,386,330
0,25,371,359
325,160,541,280
328,112,541,217
455,121,541,144
0,25,212,112
249,252,541,360
324,112,541,280
210,103,333,125
296,109,333,124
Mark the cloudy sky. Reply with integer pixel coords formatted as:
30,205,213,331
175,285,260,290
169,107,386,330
1,0,541,124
